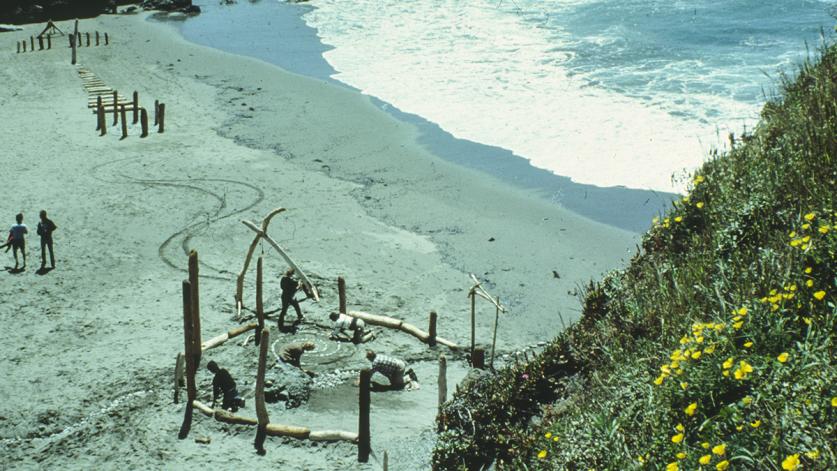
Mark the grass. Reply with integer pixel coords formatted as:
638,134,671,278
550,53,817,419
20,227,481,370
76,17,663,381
432,39,836,471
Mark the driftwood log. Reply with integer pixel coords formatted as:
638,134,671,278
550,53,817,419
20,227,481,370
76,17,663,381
236,208,285,310
348,310,458,349
199,322,258,352
255,328,270,454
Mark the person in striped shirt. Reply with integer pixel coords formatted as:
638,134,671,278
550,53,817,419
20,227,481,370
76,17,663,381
365,350,418,391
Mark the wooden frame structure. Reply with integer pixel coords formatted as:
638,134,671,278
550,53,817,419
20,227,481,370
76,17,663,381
467,274,506,367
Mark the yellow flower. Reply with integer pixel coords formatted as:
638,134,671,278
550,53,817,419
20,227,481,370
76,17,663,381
699,454,712,465
637,455,645,464
537,449,547,459
831,396,836,407
691,351,702,360
777,352,789,363
744,341,753,348
805,280,814,287
654,375,665,385
671,433,684,444
696,202,704,209
782,453,800,470
804,212,815,221
682,197,690,203
716,460,730,470
553,436,559,442
545,432,552,438
676,452,687,460
739,361,753,373
804,266,812,274
805,450,819,459
722,370,730,377
694,175,705,184
802,223,811,230
701,442,710,449
704,345,716,354
735,425,744,431
802,235,811,243
742,396,753,406
733,321,744,330
813,290,826,300
737,307,748,316
712,444,726,456
675,423,684,432
675,216,683,223
685,402,697,416
789,231,797,238
722,357,734,369
667,462,679,471
818,225,830,234
680,381,689,390
803,317,812,325
750,420,761,428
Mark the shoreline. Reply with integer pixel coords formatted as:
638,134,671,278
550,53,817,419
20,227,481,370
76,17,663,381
172,0,677,233
1,12,637,470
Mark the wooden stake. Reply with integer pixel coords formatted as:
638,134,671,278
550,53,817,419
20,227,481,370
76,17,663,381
96,31,99,46
132,91,138,124
438,354,447,431
358,369,371,463
85,32,90,47
47,35,51,49
120,104,127,139
153,99,158,125
179,280,195,439
189,250,201,367
255,256,264,346
105,32,109,45
473,348,485,369
428,311,437,347
490,297,499,368
30,36,34,51
174,352,184,404
76,31,81,45
255,328,270,455
38,36,44,50
112,91,118,125
140,108,148,138
383,451,389,471
70,34,75,64
17,42,20,53
470,291,476,358
158,103,165,133
338,276,346,314
97,103,106,136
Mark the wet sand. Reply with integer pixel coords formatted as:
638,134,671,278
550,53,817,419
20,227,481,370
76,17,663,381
0,12,636,470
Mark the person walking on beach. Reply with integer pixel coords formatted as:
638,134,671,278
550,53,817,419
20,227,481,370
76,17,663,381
207,361,245,412
365,350,419,391
8,213,28,270
278,268,306,327
37,210,57,270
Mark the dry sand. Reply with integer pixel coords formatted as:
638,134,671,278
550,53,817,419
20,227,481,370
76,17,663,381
0,12,637,470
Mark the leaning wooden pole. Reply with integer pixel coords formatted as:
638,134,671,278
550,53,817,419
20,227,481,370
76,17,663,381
254,328,270,455
189,251,202,366
338,276,346,314
490,297,500,368
255,256,264,346
236,208,286,307
358,369,371,463
242,219,320,301
179,280,195,439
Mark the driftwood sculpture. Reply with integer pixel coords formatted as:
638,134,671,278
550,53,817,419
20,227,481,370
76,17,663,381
467,274,506,364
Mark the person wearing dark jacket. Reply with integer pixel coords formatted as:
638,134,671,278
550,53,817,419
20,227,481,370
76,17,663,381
278,268,306,327
207,361,244,412
37,210,57,269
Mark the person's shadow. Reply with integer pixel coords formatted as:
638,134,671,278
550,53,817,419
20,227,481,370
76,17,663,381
4,266,25,274
35,267,53,276
277,318,303,334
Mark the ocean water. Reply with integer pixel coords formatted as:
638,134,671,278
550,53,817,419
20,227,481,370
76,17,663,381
301,0,835,191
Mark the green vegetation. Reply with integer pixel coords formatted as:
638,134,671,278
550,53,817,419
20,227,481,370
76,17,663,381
433,40,836,470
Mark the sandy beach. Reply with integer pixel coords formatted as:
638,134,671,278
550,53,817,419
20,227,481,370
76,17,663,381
0,12,637,470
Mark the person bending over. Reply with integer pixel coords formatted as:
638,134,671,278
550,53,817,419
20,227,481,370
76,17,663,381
207,360,244,412
329,312,375,343
366,350,418,391
278,341,316,377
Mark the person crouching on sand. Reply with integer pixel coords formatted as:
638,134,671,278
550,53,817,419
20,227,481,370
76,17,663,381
207,361,245,412
329,312,375,344
365,350,419,391
8,213,28,270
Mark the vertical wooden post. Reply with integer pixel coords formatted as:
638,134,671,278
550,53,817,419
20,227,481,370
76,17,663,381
140,108,148,138
112,91,118,126
428,311,437,347
438,354,447,429
174,352,184,404
473,348,485,369
490,297,499,368
85,32,90,47
97,103,106,136
38,36,44,50
72,19,78,64
105,32,109,45
68,35,72,48
70,35,75,64
189,251,201,366
30,36,34,51
120,104,128,139
132,91,138,124
358,369,371,463
158,103,165,133
255,256,264,346
154,99,159,125
76,32,81,45
254,328,270,455
96,95,103,130
17,42,20,53
470,291,476,359
96,31,100,46
47,35,51,49
383,451,389,471
179,280,195,439
338,276,346,314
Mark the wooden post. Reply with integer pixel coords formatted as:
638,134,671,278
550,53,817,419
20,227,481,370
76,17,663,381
72,19,78,64
490,297,499,368
470,291,476,359
428,311,437,347
112,91,118,126
473,348,485,369
140,108,148,138
85,32,90,47
153,99,159,125
105,32,109,45
120,104,128,139
255,256,264,346
158,103,165,133
96,31,99,46
358,369,371,463
179,280,195,439
17,42,20,53
38,36,44,50
132,91,138,124
47,35,51,49
70,35,75,64
30,36,34,51
96,95,103,130
174,352,184,404
438,354,447,422
189,251,201,367
97,103,106,136
383,451,389,471
76,31,81,45
254,328,270,455
338,276,346,314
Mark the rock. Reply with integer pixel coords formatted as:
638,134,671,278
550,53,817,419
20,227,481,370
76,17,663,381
266,362,312,409
195,435,211,444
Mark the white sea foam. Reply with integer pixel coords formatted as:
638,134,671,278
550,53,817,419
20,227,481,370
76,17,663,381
301,0,761,192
